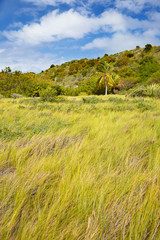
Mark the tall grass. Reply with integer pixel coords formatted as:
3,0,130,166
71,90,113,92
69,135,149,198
128,84,160,98
144,84,160,98
0,96,160,239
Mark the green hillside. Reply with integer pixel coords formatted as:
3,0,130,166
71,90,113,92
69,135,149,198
38,44,160,92
1,44,160,97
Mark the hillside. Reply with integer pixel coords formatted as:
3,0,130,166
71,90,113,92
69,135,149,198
37,44,160,91
0,44,160,97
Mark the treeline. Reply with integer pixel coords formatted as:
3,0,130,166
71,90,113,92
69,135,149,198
0,69,109,98
0,69,51,97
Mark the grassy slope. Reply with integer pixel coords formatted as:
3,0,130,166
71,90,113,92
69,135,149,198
1,96,160,239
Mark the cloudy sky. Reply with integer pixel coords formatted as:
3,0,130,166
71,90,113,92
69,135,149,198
0,0,160,72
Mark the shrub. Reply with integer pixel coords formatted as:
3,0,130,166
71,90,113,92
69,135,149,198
119,77,141,90
144,44,152,52
50,64,55,68
127,52,134,58
40,87,58,102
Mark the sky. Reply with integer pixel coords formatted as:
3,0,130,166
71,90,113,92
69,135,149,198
0,0,160,73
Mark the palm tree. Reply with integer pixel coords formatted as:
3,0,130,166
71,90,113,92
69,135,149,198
97,61,119,95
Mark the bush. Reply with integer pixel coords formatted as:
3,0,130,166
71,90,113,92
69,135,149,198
144,44,152,52
127,52,134,58
119,77,140,90
50,64,55,68
40,87,58,102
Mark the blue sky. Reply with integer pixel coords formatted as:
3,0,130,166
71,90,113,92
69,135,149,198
0,0,160,72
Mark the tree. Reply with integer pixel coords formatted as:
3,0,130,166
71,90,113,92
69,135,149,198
50,64,55,68
96,61,112,95
144,44,152,52
2,66,12,73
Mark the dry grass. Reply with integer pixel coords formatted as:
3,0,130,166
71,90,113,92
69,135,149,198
0,96,160,239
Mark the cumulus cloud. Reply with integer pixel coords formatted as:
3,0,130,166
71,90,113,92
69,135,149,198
1,1,160,72
115,0,160,12
2,9,132,45
22,0,75,6
22,0,160,10
22,0,113,7
3,8,159,47
82,31,159,53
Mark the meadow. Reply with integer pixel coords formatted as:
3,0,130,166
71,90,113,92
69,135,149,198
0,95,160,240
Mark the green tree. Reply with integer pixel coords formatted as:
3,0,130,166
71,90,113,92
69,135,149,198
96,61,112,95
2,66,12,73
144,44,152,52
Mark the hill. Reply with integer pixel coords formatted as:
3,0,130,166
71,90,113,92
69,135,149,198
37,44,160,92
1,44,160,97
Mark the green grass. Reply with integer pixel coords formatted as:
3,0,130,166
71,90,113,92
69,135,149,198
0,95,160,239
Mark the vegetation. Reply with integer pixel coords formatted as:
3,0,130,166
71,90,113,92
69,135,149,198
1,96,160,239
1,45,160,98
1,45,160,239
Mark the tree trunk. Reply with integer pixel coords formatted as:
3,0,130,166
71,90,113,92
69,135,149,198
104,73,107,95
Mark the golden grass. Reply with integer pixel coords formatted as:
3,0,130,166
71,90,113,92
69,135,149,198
0,96,160,239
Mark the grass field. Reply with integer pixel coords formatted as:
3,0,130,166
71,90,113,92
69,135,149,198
1,95,160,240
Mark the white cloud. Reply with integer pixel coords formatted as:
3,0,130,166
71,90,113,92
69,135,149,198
0,49,6,54
3,9,129,45
7,22,24,29
22,0,75,6
115,0,160,12
3,8,159,47
21,0,160,13
22,0,112,7
1,4,160,72
82,31,159,53
0,45,65,73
